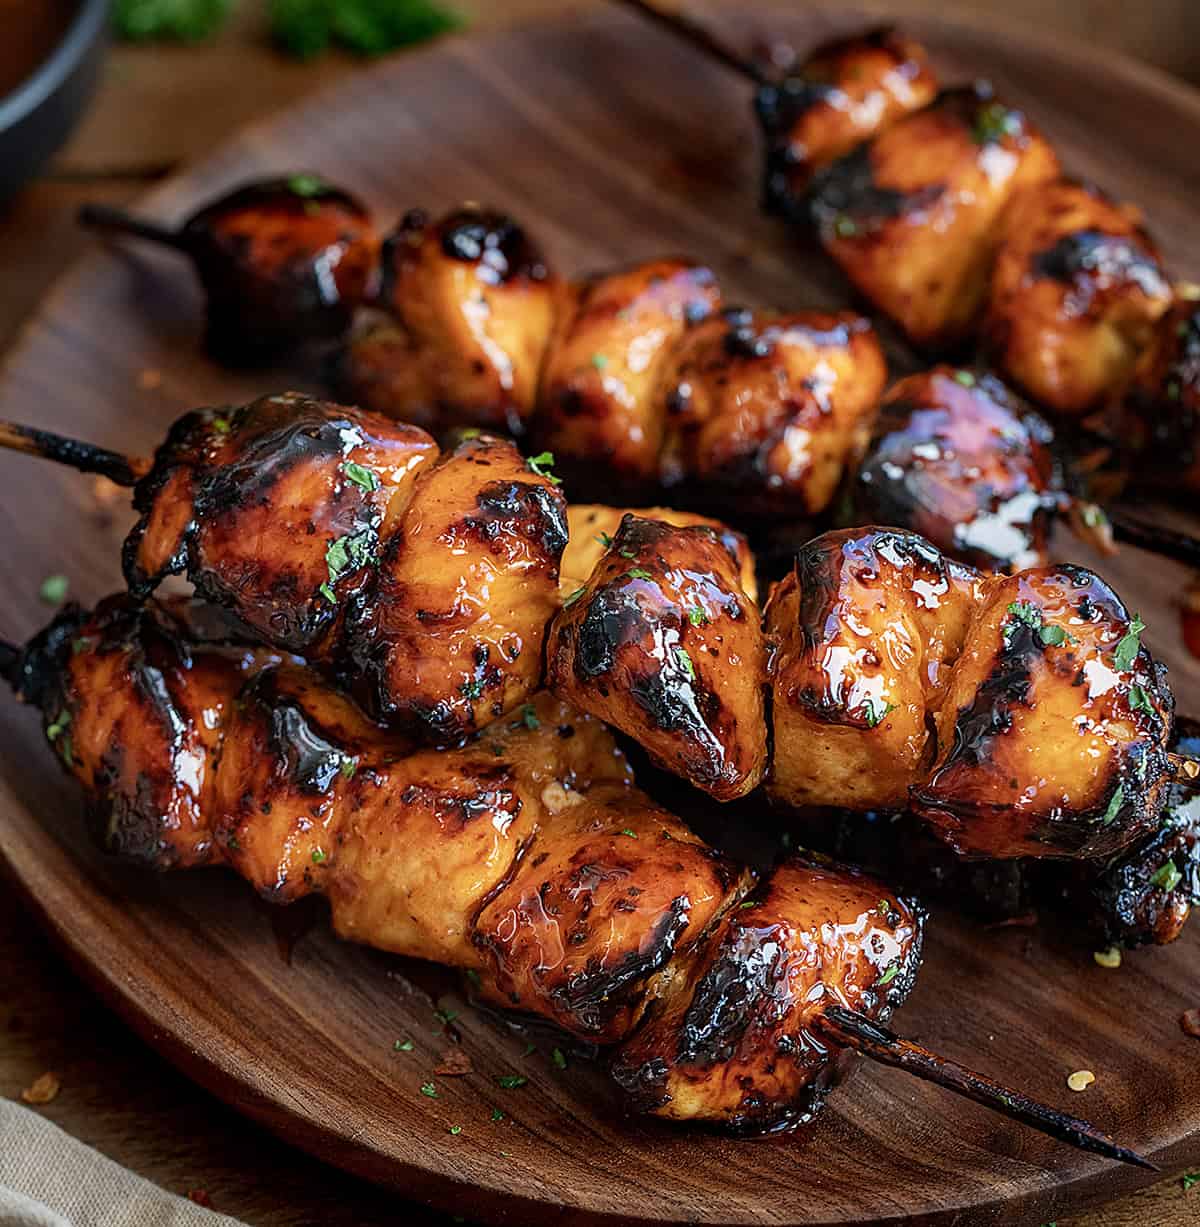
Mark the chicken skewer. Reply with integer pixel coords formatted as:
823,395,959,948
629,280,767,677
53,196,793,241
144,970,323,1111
0,592,1153,1165
0,401,1196,854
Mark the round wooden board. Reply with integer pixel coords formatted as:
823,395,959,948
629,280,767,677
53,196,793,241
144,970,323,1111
2,4,1199,1224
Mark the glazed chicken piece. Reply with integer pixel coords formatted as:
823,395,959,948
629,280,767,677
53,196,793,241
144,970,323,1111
613,858,922,1132
536,260,722,488
854,367,1066,571
756,27,939,218
562,503,757,603
765,527,981,812
656,308,887,515
345,206,560,433
914,565,1174,859
547,515,767,801
806,85,1060,347
84,177,380,366
343,431,567,741
124,392,438,653
983,180,1172,416
1118,296,1200,497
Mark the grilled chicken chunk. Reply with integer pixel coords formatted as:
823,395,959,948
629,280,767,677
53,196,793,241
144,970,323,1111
915,565,1174,859
1118,296,1200,496
765,528,981,811
855,367,1065,571
348,206,560,433
537,260,722,487
807,85,1060,347
656,308,887,515
548,515,767,801
984,180,1171,416
613,858,923,1132
562,504,757,603
757,28,938,218
344,432,568,741
124,392,438,654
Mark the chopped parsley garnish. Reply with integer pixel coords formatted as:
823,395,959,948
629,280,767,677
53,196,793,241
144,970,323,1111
495,1075,527,1090
319,527,376,604
1101,784,1125,825
625,568,652,581
394,1039,414,1052
952,370,976,387
551,1048,567,1070
46,710,71,744
618,548,636,560
591,353,609,371
687,606,708,627
562,587,587,608
38,575,69,605
595,532,613,548
619,828,638,839
877,963,899,986
863,699,897,728
675,647,696,681
287,173,328,198
1151,859,1182,893
339,756,357,780
434,1009,458,1026
343,460,380,492
1113,615,1146,671
521,704,540,730
972,101,1020,144
1005,601,1076,648
1038,623,1075,648
491,1108,504,1122
465,968,481,989
114,0,233,43
448,1124,462,1135
833,214,858,238
419,1082,438,1098
211,415,232,434
1183,1172,1200,1192
311,848,327,864
522,1043,537,1057
738,900,757,910
1128,684,1154,715
526,451,562,485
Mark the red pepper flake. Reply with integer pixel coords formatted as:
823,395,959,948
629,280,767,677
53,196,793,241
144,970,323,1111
187,1190,213,1209
20,1071,60,1104
1180,1008,1200,1037
435,1048,473,1077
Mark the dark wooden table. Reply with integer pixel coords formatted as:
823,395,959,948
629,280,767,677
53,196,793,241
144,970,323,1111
2,3,1199,1223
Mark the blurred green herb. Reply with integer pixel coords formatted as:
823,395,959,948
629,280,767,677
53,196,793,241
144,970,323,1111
114,0,234,42
271,0,461,60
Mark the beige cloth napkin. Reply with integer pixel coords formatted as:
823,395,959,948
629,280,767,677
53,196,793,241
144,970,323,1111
0,1099,246,1227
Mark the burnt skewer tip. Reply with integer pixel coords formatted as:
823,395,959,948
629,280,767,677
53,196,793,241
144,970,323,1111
78,202,188,252
1167,753,1200,788
1108,509,1200,571
0,421,148,487
817,1004,1157,1171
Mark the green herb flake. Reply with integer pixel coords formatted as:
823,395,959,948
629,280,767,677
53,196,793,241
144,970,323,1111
1151,859,1183,893
320,527,377,604
595,532,613,548
833,214,858,238
1129,684,1154,715
448,1124,462,1135
495,1075,528,1090
434,1009,459,1026
675,647,696,682
311,847,327,865
46,710,72,744
491,1108,504,1122
521,704,540,730
619,828,638,839
394,1039,414,1052
1101,784,1125,826
562,587,587,609
952,370,976,387
343,460,380,492
114,0,233,43
1182,1172,1200,1192
1113,615,1146,672
339,755,357,779
211,415,232,434
738,900,757,910
526,451,562,485
877,963,900,986
973,100,1020,145
688,606,709,627
38,575,69,606
1007,601,1043,629
625,568,652,581
551,1047,567,1071
591,352,609,371
863,699,897,729
287,173,327,197
1038,623,1076,648
270,0,462,60
419,1081,438,1099
522,1043,537,1057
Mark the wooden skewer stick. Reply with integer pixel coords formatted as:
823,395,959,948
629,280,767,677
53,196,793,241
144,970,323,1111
1108,508,1200,571
78,203,189,252
817,1004,1156,1170
609,0,771,85
0,421,149,486
1167,753,1200,788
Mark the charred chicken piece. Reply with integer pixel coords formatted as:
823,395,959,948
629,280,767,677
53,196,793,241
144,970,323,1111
562,503,757,604
124,393,438,654
343,432,568,741
1118,296,1200,497
613,857,922,1132
346,206,560,434
984,180,1172,416
765,527,981,812
756,27,939,218
806,85,1060,348
548,515,767,801
656,308,887,515
854,367,1066,571
81,176,379,365
915,565,1174,859
537,259,722,488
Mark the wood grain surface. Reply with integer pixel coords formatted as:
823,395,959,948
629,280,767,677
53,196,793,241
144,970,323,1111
3,3,1200,1225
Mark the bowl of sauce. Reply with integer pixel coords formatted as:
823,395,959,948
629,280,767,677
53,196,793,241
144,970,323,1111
0,0,108,199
